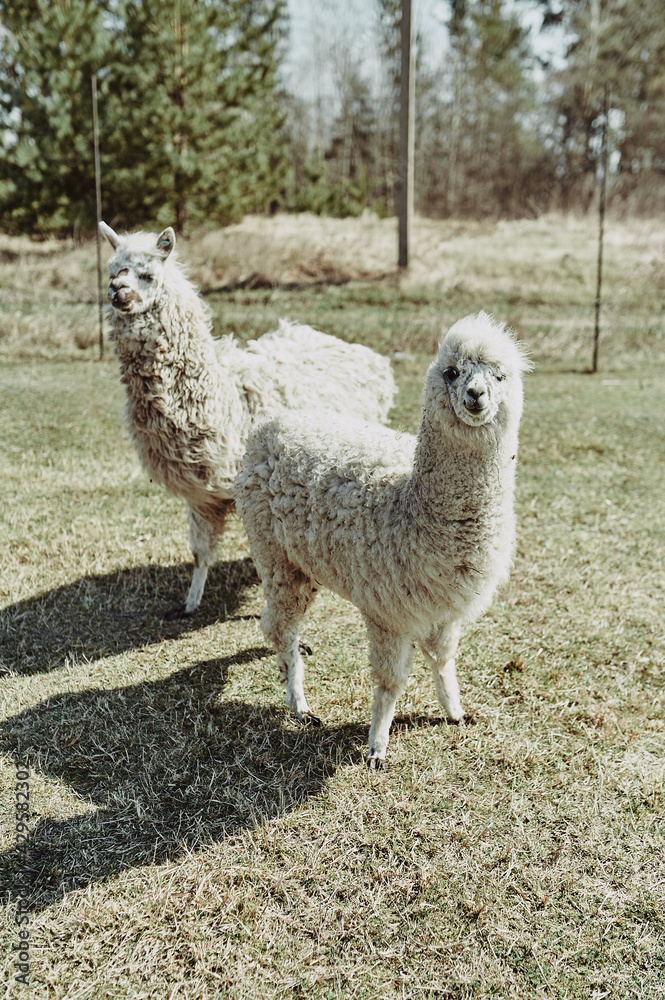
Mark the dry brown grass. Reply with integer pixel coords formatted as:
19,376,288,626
3,210,665,369
183,211,665,295
1,213,664,998
0,234,99,357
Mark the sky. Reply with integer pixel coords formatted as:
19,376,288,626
281,0,567,101
281,0,448,100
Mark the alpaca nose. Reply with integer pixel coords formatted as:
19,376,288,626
465,382,487,410
467,385,483,400
108,280,140,310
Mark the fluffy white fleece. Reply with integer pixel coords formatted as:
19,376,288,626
100,222,395,617
235,311,531,766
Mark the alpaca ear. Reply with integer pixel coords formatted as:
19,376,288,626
99,221,120,249
156,227,176,258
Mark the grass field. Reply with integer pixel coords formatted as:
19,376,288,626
1,213,664,998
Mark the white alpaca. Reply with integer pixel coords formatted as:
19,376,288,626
100,222,395,617
235,312,530,767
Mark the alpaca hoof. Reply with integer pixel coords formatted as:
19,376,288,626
301,711,322,727
366,753,385,770
447,712,476,726
299,642,313,656
164,604,194,621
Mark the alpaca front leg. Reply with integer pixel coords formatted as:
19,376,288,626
184,553,209,615
420,621,464,722
365,621,413,769
367,684,401,769
277,639,321,726
165,501,231,619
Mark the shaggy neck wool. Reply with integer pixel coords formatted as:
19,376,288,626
109,275,245,502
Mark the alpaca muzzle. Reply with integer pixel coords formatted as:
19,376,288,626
108,284,142,311
464,384,488,413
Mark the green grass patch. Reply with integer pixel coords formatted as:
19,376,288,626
1,216,664,997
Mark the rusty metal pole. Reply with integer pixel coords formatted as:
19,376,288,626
397,0,414,269
592,84,609,374
92,72,104,360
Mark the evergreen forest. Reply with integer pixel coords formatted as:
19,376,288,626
0,0,664,235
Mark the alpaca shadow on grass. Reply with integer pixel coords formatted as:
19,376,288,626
0,646,376,914
0,557,260,676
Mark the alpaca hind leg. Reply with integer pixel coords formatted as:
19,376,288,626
419,621,464,721
260,565,320,724
365,620,413,769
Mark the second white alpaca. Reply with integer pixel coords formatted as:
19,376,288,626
235,312,530,766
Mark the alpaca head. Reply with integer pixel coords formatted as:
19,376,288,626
100,222,176,316
426,312,530,438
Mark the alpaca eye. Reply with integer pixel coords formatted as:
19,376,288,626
495,372,507,382
443,367,459,383
140,273,154,283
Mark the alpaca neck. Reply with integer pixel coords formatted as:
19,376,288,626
112,279,212,364
111,283,240,434
403,408,517,524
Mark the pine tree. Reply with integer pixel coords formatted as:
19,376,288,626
0,0,111,233
105,0,288,232
0,0,288,235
